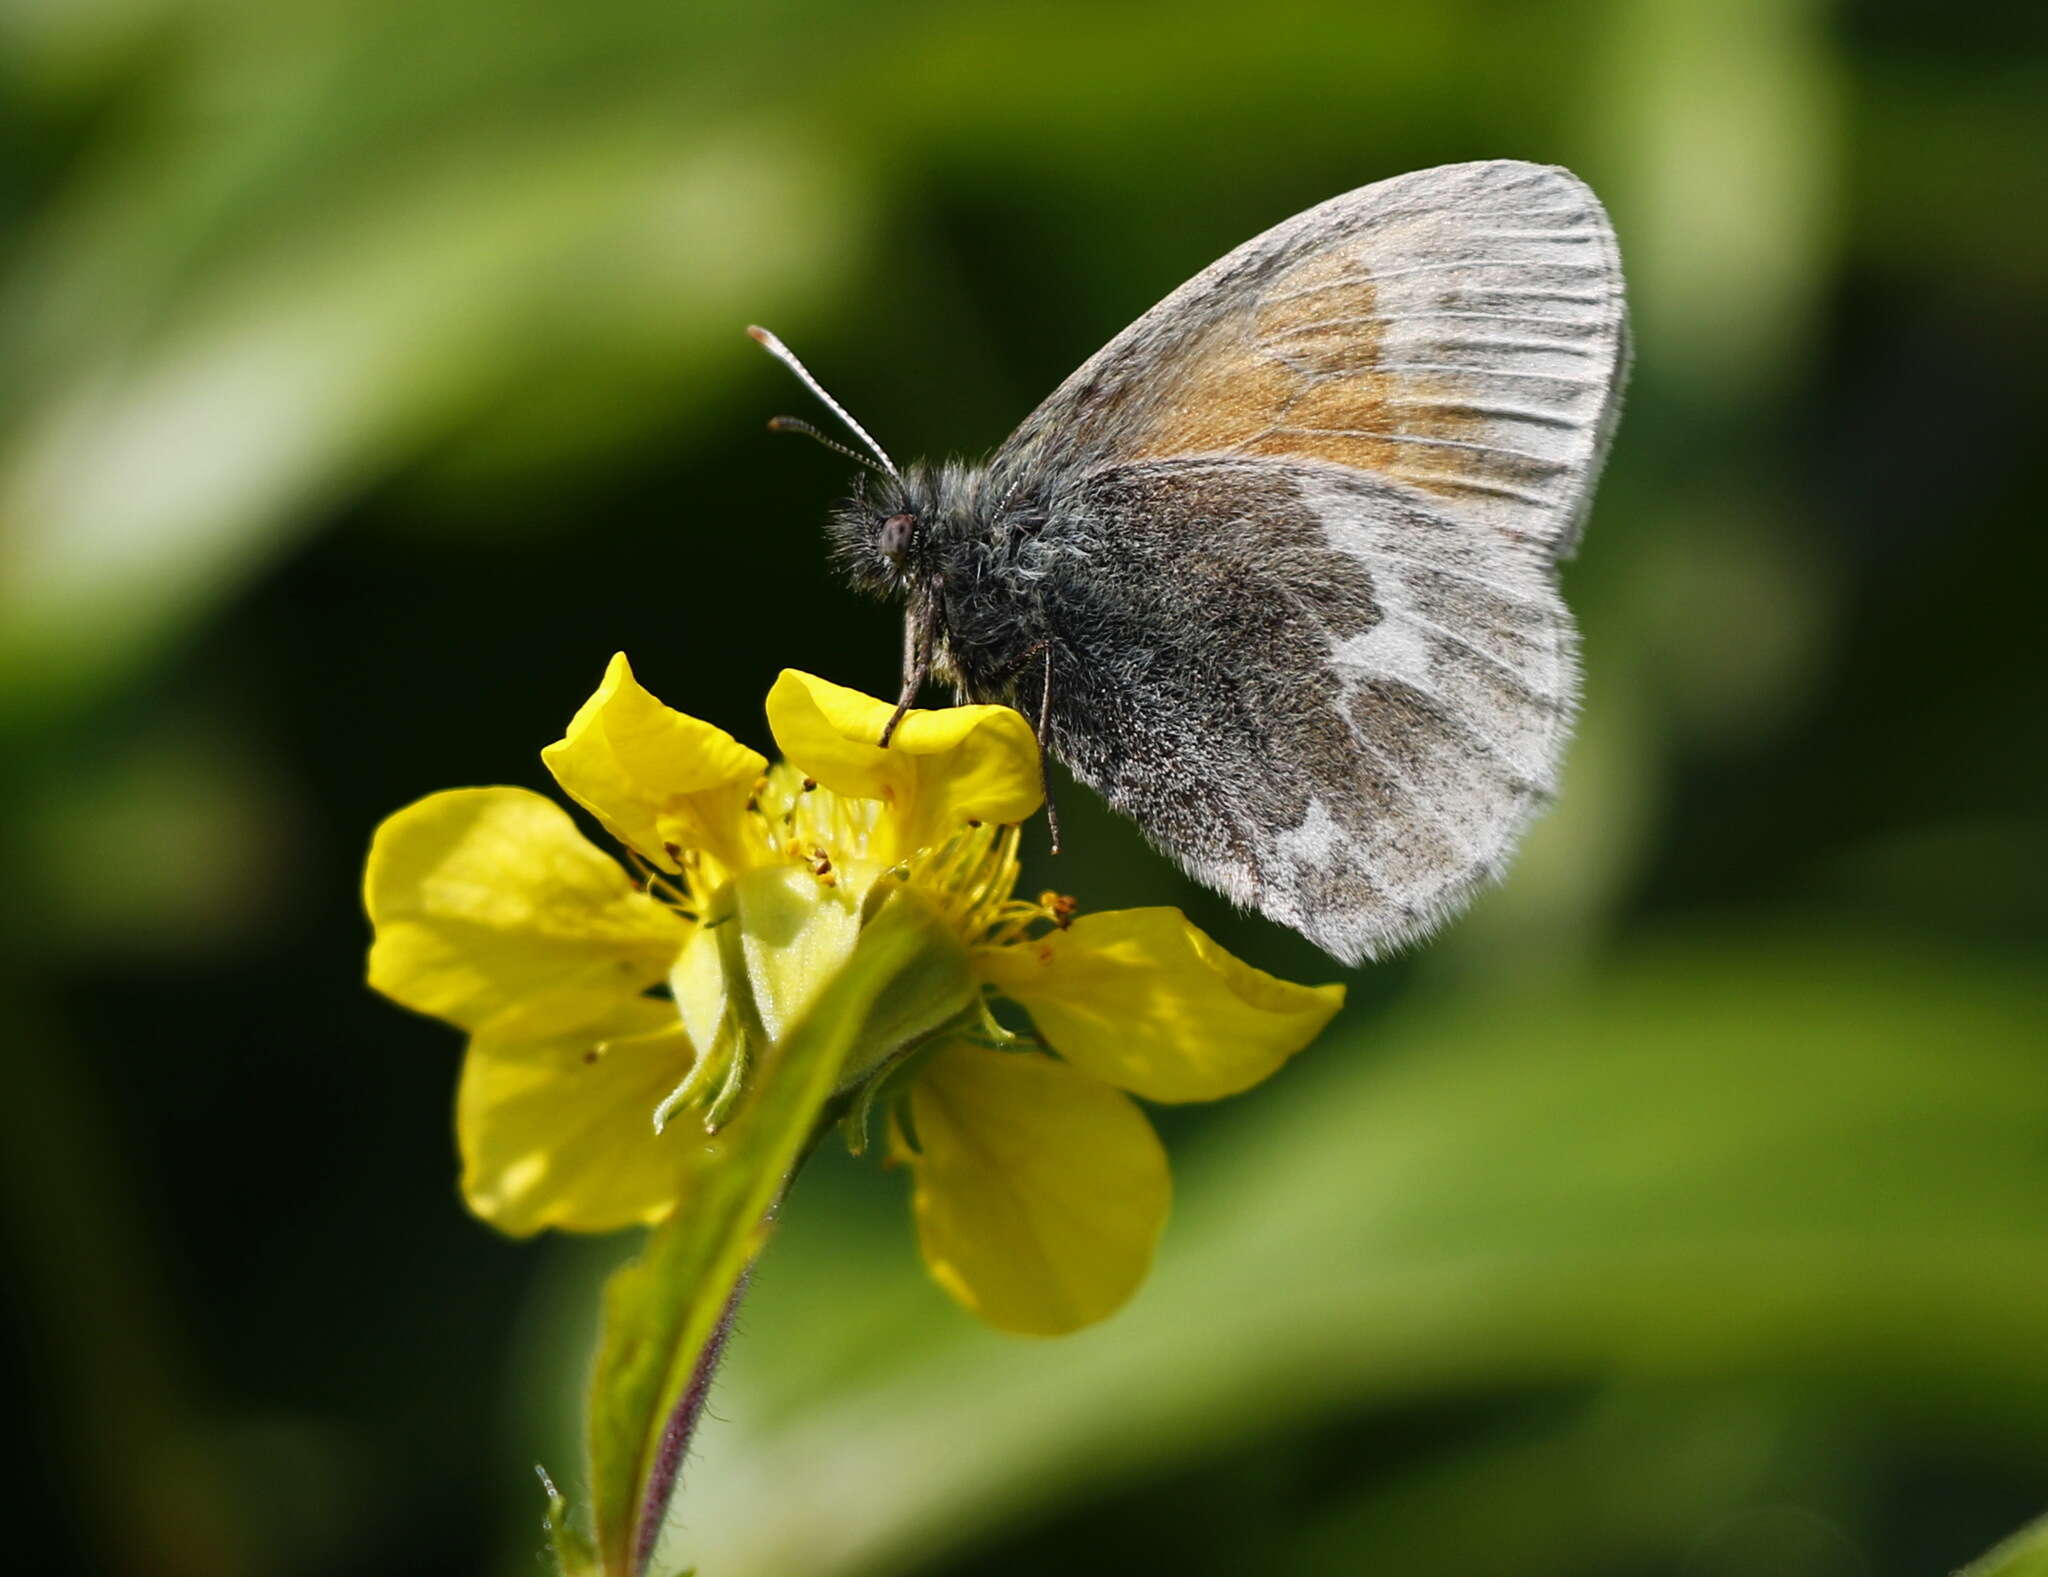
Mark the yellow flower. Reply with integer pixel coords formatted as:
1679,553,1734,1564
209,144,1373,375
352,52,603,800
364,655,1344,1335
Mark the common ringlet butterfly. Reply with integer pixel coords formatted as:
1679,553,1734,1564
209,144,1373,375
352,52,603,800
752,160,1629,964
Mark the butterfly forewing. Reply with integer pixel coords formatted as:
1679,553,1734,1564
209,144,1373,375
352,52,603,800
995,160,1626,556
985,161,1627,963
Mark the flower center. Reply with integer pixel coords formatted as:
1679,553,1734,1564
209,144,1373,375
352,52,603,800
697,760,1027,944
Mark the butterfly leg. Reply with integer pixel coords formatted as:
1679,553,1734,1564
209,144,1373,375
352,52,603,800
927,625,1062,852
879,604,935,747
1037,642,1062,855
985,637,1062,853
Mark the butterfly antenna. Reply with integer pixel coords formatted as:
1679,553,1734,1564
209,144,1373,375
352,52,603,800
747,325,898,478
765,415,893,477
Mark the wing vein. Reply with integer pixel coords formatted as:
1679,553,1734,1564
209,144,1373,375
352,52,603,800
1348,550,1553,606
1423,475,1561,506
1462,228,1605,242
1257,257,1607,303
1262,311,1612,338
1452,287,1610,303
1431,337,1605,358
1388,398,1586,429
1373,363,1604,385
1381,604,1562,696
1340,727,1487,860
1338,668,1535,789
1275,427,1571,470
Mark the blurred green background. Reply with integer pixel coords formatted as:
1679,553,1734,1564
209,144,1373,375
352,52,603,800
4,1,2045,1574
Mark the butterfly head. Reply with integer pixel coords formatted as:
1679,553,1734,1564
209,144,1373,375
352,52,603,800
825,465,947,597
751,324,943,599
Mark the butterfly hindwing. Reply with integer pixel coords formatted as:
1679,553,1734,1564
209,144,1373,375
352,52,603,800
1027,456,1572,963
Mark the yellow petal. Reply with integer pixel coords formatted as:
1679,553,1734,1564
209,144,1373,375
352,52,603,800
541,652,766,874
904,1042,1169,1336
975,909,1344,1102
459,997,694,1235
365,787,686,1038
765,670,1041,859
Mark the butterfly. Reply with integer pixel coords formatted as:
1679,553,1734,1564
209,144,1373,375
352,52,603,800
753,160,1629,966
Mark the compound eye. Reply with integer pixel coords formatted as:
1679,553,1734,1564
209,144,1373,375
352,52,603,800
878,512,917,566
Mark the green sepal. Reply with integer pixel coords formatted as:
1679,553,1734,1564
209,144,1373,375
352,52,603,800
537,1465,598,1576
839,1014,961,1158
831,910,979,1093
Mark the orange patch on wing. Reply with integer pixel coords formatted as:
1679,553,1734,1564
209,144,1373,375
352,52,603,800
1122,237,1542,509
1247,246,1387,374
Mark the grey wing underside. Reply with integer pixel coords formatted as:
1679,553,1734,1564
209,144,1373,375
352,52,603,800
1035,456,1576,965
989,161,1627,963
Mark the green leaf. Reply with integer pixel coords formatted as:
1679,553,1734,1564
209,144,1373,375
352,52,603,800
582,888,972,1575
1960,1512,2048,1577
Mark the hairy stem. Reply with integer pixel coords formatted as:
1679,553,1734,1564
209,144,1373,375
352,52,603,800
632,1271,748,1577
627,1098,848,1575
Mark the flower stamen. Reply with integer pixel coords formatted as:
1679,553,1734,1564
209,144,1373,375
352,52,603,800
624,847,699,917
